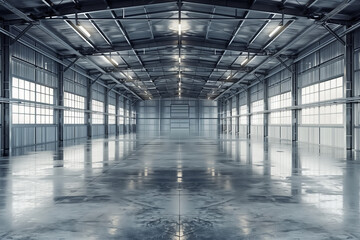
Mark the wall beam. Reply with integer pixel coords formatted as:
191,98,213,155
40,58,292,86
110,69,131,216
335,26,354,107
104,89,109,137
57,64,64,142
115,93,119,136
1,25,11,156
263,80,269,139
86,78,92,138
291,63,298,142
247,89,251,138
344,28,354,150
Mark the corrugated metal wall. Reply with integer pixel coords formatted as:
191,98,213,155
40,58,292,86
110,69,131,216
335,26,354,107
250,82,264,138
353,29,360,150
137,98,218,138
63,67,88,140
267,68,292,141
108,91,116,136
298,39,345,148
0,27,134,152
91,83,105,137
218,28,355,149
11,32,58,148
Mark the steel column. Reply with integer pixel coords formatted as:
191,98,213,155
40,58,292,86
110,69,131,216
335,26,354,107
344,28,354,150
236,93,240,135
87,78,92,138
104,89,109,137
129,101,132,134
291,64,298,142
1,25,11,156
263,80,268,139
115,93,119,136
247,89,251,138
57,64,64,142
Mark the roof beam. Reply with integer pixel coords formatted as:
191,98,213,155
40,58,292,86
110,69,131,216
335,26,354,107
0,0,143,100
82,37,269,56
114,60,252,72
215,0,356,101
31,0,323,21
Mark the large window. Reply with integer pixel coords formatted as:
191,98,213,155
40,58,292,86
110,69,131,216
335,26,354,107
64,92,85,124
301,78,343,125
118,106,124,124
92,100,104,124
232,107,237,116
12,77,54,124
302,77,342,104
108,104,116,124
239,105,248,125
269,111,292,125
251,100,264,125
269,92,291,109
269,92,292,125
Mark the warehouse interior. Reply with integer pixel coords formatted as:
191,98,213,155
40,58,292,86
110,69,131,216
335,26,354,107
0,0,360,239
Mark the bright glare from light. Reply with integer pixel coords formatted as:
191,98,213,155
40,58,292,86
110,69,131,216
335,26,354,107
241,58,249,66
179,57,181,64
178,23,182,35
269,25,282,38
78,25,91,38
110,58,118,66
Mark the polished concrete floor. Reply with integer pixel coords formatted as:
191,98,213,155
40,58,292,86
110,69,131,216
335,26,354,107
0,134,359,239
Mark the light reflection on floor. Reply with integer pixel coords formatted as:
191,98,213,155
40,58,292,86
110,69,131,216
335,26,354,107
0,133,359,239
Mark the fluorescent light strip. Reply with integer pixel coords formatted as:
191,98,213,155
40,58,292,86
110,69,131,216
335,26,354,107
101,55,112,65
110,58,118,66
78,25,91,38
241,58,249,66
178,57,181,64
178,23,182,35
65,20,95,49
226,75,230,80
269,25,282,38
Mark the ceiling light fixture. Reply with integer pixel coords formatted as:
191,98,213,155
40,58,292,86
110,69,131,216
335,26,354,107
178,22,182,35
269,12,284,38
269,25,282,38
110,58,118,66
78,25,91,38
241,58,249,66
226,75,230,80
178,57,181,64
101,55,119,66
65,20,94,48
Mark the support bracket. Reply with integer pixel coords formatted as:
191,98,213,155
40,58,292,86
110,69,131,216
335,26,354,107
322,23,345,46
10,23,33,45
63,56,80,72
91,73,103,85
276,56,293,73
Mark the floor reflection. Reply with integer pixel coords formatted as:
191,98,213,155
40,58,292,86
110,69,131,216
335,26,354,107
0,133,359,239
